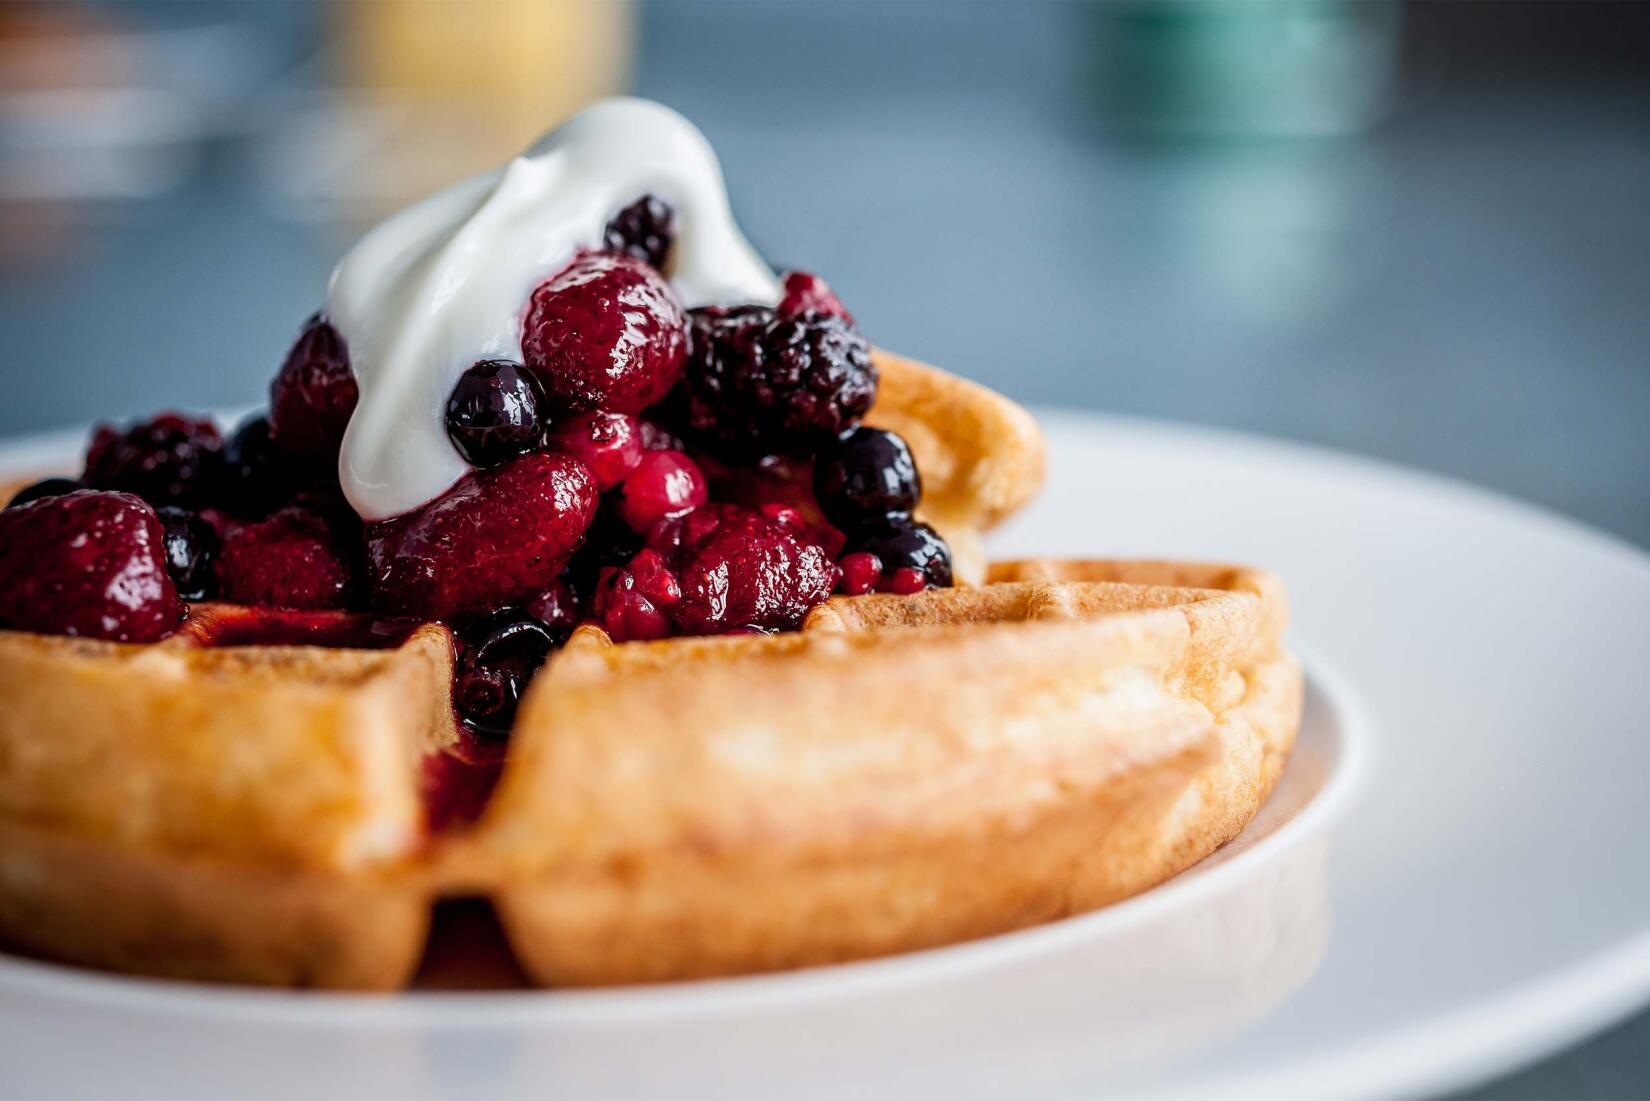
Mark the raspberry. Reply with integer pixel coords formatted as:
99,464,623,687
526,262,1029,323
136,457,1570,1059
445,359,547,468
269,314,358,470
603,194,675,270
887,566,927,595
813,427,921,531
759,503,806,530
521,251,688,414
0,491,182,642
644,504,725,556
216,506,355,609
681,308,876,459
155,506,219,601
656,504,835,635
592,582,672,642
777,271,855,325
83,412,224,508
614,449,707,532
545,410,643,491
367,452,597,620
836,551,882,596
592,548,680,642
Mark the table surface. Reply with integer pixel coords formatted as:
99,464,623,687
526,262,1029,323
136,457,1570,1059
0,3,1645,1096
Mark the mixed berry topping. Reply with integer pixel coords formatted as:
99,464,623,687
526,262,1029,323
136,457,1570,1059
187,606,420,650
591,504,835,641
83,412,223,508
6,477,81,509
562,505,644,608
521,251,688,414
545,410,642,491
637,416,686,453
220,414,292,517
1,202,960,755
614,448,708,532
666,504,835,635
813,427,921,532
592,547,680,642
366,451,597,620
453,610,559,740
445,359,547,468
269,314,357,471
777,270,855,325
836,551,883,597
156,506,219,602
216,505,356,610
0,490,182,642
842,516,953,591
887,566,928,595
603,194,675,271
524,579,579,642
680,307,875,459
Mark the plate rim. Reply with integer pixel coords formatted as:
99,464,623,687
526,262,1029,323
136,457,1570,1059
5,411,1650,1099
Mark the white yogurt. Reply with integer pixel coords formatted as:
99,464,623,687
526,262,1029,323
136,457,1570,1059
328,97,781,521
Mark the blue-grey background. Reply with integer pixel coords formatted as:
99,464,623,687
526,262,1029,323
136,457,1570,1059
1,2,1646,1094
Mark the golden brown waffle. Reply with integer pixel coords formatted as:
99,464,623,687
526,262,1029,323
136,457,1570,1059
0,357,1301,990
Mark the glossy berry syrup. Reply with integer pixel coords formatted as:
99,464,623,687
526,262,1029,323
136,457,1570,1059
181,605,422,650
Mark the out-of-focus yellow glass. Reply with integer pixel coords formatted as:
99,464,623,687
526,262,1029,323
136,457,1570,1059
333,0,633,212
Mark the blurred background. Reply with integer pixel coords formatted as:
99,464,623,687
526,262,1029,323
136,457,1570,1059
0,0,1646,1090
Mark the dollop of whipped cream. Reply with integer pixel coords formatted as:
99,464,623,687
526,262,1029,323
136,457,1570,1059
328,97,781,521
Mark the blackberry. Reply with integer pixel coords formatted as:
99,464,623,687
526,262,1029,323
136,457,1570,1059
812,427,921,530
846,517,953,589
603,194,675,271
83,412,224,508
682,308,876,460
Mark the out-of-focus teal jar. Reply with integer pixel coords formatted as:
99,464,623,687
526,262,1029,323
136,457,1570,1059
1091,0,1403,139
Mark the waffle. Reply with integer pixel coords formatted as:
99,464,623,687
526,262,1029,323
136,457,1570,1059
0,356,1301,989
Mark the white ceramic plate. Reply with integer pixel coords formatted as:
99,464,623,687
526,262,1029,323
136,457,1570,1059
2,409,1648,1100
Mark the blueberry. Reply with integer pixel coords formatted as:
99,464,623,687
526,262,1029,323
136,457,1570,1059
847,517,953,588
453,610,557,740
5,478,81,509
812,427,921,530
155,506,219,601
445,360,547,468
221,414,292,517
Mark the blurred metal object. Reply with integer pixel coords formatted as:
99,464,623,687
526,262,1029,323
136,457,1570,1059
1091,0,1403,139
